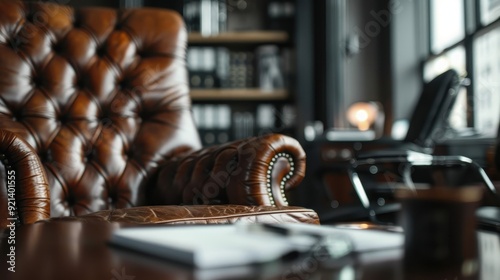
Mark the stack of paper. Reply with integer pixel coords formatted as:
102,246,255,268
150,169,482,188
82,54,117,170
109,223,403,269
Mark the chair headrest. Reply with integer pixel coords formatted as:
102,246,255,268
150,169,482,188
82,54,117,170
405,69,461,148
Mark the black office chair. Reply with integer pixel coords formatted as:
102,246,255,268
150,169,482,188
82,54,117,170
405,69,463,151
364,69,463,155
346,69,499,224
316,69,459,223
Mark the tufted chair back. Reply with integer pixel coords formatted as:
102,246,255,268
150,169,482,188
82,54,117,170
0,1,201,217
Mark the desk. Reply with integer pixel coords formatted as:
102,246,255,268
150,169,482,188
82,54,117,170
1,221,499,279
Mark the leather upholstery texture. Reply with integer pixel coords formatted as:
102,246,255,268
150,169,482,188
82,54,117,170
0,129,50,228
0,1,201,218
0,1,316,226
41,205,320,225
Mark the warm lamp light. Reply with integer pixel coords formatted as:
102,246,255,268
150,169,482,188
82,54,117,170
346,102,381,131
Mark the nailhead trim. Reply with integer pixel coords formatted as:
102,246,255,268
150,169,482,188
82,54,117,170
266,153,295,206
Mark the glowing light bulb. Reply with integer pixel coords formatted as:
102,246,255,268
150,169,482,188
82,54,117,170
347,102,380,131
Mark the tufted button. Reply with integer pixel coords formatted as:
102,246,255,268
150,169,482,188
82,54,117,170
52,40,64,54
138,110,150,122
7,37,21,52
117,80,128,90
12,111,24,122
125,149,134,159
73,12,82,28
76,78,86,90
67,196,76,208
115,21,123,30
39,150,52,163
84,148,95,163
96,44,107,57
58,113,70,125
27,10,50,29
100,117,113,128
25,11,35,23
136,49,145,58
31,75,43,88
136,49,154,59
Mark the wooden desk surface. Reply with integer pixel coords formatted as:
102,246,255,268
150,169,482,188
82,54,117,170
0,221,498,280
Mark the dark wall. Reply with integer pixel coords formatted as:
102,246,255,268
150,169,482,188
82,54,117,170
390,0,424,123
307,0,393,132
344,0,392,131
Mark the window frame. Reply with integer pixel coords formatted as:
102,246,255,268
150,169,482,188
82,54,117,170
423,0,500,138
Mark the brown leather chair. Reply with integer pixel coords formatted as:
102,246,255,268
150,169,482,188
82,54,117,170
0,1,318,228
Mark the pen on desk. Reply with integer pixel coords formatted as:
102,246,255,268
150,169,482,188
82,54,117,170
260,224,323,239
238,223,354,259
240,223,323,243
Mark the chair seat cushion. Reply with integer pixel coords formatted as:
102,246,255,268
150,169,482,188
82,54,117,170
41,205,320,225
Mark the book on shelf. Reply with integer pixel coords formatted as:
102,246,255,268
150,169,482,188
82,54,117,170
192,104,231,146
192,104,295,145
184,0,295,34
187,47,217,88
188,46,290,92
215,47,230,88
233,111,254,139
256,45,284,92
281,47,295,89
228,51,254,88
184,0,227,35
265,0,296,31
187,47,255,89
226,0,266,31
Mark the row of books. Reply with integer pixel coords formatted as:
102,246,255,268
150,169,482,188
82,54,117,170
184,0,227,35
187,46,291,90
183,0,296,33
192,104,296,145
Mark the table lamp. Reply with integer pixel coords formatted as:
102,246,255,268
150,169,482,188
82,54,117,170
346,102,383,132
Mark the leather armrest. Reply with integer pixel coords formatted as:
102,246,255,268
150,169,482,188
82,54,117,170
0,130,50,227
151,134,306,207
42,205,320,225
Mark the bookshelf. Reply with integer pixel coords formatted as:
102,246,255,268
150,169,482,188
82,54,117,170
182,0,297,146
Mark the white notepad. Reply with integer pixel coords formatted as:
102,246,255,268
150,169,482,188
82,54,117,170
109,223,403,269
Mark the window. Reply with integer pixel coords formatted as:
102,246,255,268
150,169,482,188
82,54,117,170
424,0,500,138
480,0,500,25
473,25,500,137
430,0,465,54
424,46,466,82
